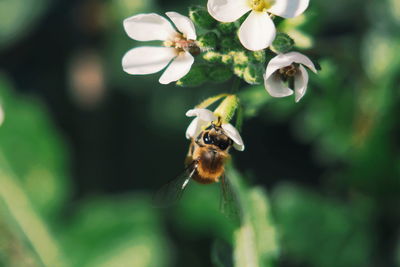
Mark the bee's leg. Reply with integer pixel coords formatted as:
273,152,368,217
184,140,195,166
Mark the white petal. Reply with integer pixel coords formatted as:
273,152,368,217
238,11,276,51
186,117,200,139
123,13,177,41
166,12,197,40
233,143,245,151
268,0,309,18
185,109,217,139
122,46,176,75
207,0,251,23
221,123,245,151
186,108,217,122
264,73,293,98
285,51,317,73
265,53,294,79
294,65,309,102
159,52,194,84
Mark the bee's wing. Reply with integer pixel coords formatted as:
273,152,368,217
220,175,242,224
152,161,197,207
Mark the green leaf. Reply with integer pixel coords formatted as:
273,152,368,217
0,155,68,267
225,166,279,267
61,195,170,267
0,76,70,219
273,184,373,267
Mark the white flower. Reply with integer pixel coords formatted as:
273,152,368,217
264,51,317,102
185,108,245,151
207,0,309,51
122,12,198,84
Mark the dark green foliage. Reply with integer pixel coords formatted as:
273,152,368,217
189,5,217,30
198,32,218,49
208,65,233,83
248,50,266,64
1,1,400,267
273,185,372,267
243,64,264,85
217,22,237,35
176,64,208,87
220,36,241,52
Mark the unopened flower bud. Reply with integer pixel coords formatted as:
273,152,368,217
196,94,228,109
197,32,218,49
221,53,233,65
208,65,233,83
233,65,246,78
189,6,217,30
214,95,239,124
248,50,266,63
176,65,208,87
243,64,263,85
217,22,237,35
271,32,295,54
203,51,222,63
220,36,241,52
232,51,249,66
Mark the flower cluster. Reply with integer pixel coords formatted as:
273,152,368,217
121,1,318,145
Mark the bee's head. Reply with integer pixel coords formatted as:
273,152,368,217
196,125,233,151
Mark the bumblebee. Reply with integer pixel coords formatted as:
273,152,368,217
185,123,233,184
154,123,238,214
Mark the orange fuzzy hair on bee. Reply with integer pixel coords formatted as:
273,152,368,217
192,145,230,184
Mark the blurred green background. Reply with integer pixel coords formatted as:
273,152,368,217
0,0,400,266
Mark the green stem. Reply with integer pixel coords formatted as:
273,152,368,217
225,163,279,267
0,152,67,267
235,105,244,132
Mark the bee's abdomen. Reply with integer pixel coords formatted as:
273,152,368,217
193,166,224,184
193,149,226,184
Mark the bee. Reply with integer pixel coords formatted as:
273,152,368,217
185,123,233,184
154,122,240,220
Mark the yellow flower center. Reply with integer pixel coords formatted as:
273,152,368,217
249,0,274,12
